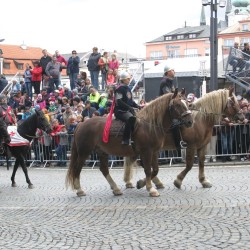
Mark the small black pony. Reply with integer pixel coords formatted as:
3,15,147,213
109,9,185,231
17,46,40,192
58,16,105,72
1,110,52,188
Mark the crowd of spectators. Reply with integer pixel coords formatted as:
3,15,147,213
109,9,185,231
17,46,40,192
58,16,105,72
0,47,144,167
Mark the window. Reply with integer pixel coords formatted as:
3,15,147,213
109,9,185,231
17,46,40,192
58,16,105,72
150,51,163,60
3,63,10,69
242,24,248,31
223,39,234,47
241,37,250,45
189,34,197,39
165,36,172,41
205,48,210,56
17,64,23,70
167,50,180,58
177,35,184,40
184,48,198,57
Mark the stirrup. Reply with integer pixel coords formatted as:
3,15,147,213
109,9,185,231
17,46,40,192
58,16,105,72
122,139,134,146
180,140,187,149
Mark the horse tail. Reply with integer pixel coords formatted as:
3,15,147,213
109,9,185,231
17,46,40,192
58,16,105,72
65,137,79,190
123,156,137,183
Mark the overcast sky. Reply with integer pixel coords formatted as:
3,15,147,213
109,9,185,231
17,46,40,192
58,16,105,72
0,0,227,57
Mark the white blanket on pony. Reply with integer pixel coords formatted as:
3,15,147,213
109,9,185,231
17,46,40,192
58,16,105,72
7,126,30,147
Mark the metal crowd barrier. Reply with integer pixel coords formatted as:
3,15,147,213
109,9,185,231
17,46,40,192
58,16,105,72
0,124,250,168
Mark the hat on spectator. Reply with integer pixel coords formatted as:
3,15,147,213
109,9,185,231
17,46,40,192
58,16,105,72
100,93,107,98
58,85,63,89
163,65,174,74
54,90,60,93
35,105,40,110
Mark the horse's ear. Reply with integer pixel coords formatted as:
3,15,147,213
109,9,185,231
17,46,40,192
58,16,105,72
181,88,186,96
172,88,178,99
229,86,234,96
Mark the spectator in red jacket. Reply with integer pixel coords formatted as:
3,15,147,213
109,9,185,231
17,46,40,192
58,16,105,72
50,118,64,145
30,61,42,95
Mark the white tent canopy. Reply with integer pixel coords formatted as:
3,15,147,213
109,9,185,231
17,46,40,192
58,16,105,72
144,56,225,78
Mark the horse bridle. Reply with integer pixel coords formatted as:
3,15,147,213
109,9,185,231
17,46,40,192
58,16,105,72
223,97,242,119
169,99,192,127
25,113,51,139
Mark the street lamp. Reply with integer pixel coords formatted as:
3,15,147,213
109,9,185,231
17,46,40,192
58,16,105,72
202,0,226,91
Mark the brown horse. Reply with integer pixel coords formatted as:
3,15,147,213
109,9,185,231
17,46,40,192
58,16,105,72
66,89,193,197
124,88,245,190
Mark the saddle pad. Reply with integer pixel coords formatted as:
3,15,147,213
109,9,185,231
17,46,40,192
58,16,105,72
7,126,30,147
109,120,125,136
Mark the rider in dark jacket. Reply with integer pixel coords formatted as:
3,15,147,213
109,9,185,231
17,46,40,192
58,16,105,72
159,65,175,96
159,66,186,150
114,71,140,145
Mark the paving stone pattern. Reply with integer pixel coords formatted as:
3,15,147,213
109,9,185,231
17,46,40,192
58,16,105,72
0,166,249,250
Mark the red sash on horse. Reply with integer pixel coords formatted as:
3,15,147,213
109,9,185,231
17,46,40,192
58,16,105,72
102,97,115,143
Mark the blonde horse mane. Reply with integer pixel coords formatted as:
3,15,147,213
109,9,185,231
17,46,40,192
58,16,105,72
192,89,235,123
136,93,173,134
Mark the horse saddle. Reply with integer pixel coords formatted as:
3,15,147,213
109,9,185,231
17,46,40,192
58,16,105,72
7,126,30,147
109,119,125,136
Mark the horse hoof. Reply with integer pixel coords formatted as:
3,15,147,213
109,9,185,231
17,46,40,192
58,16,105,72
77,190,86,197
11,183,17,187
136,179,145,189
113,189,123,196
202,181,212,188
156,184,165,189
126,183,135,189
28,184,34,189
174,179,182,189
149,187,160,197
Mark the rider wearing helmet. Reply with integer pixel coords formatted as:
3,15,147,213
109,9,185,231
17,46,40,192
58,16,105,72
0,94,11,147
159,66,187,150
114,71,140,145
159,65,175,96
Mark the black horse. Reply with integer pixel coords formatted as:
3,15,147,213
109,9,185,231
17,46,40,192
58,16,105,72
2,110,52,188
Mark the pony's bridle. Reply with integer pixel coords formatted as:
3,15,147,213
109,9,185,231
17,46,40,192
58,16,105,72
223,97,242,119
169,99,192,127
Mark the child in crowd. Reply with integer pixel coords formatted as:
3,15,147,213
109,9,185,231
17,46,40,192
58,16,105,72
106,69,115,86
55,125,68,166
98,93,108,116
67,116,78,135
36,94,46,110
22,106,32,120
36,128,52,167
76,114,83,123
42,108,50,123
74,104,84,116
48,101,58,121
32,93,38,106
58,85,64,97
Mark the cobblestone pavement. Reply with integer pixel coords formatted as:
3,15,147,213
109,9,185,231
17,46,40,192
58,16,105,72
0,165,249,250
